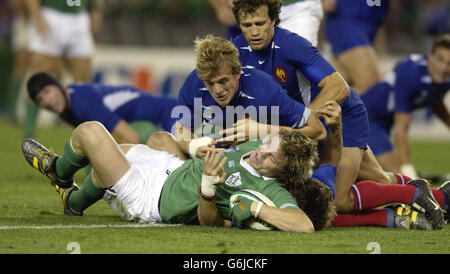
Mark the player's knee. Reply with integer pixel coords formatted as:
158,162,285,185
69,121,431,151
74,121,108,144
334,192,354,213
147,131,173,148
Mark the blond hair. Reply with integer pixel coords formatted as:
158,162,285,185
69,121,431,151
278,130,318,184
194,34,241,80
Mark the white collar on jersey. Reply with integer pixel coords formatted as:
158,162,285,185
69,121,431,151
239,151,276,181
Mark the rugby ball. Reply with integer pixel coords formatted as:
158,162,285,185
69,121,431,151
229,189,276,231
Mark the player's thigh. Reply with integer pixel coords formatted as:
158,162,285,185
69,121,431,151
66,57,92,82
334,147,364,211
72,122,131,188
29,52,63,78
357,147,395,184
336,46,380,93
375,150,401,173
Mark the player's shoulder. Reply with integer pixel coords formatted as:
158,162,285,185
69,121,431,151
240,67,279,95
275,26,312,48
397,54,427,71
180,69,205,95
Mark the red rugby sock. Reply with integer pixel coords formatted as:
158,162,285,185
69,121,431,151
351,180,416,211
332,209,389,227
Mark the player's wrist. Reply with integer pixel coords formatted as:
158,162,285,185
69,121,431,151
200,174,220,197
188,137,213,158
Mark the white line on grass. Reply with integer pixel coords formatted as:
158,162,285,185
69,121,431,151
0,223,181,230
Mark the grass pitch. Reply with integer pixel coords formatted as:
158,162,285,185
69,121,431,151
0,118,449,255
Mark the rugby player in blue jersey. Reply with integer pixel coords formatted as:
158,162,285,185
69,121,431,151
361,34,450,178
324,0,390,94
227,0,401,213
174,34,327,160
26,72,177,144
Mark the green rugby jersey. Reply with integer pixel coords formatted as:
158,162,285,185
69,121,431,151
159,139,299,224
42,0,87,14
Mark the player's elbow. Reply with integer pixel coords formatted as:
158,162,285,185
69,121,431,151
290,221,315,233
322,72,351,103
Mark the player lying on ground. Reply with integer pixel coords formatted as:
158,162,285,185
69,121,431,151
26,72,177,144
154,101,448,230
20,121,335,232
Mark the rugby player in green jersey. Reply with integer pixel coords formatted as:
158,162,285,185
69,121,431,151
21,119,335,232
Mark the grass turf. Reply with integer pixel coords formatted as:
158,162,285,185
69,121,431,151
0,118,449,254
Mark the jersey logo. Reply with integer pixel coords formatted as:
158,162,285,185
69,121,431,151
258,60,266,65
274,66,288,83
225,172,242,187
228,160,235,168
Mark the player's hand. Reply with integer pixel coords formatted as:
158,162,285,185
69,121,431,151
202,150,227,179
213,117,268,147
196,145,225,158
34,15,50,37
200,150,227,197
229,196,254,228
316,100,342,128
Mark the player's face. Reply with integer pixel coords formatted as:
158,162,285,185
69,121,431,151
35,85,66,114
238,5,276,51
248,135,285,177
203,64,241,107
428,47,450,84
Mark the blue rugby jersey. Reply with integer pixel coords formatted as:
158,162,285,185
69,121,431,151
232,26,369,149
62,83,178,132
361,54,450,155
362,54,450,120
177,67,311,132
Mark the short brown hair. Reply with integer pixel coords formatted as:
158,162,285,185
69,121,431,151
278,130,318,183
194,34,241,80
232,0,282,26
289,178,336,231
431,33,450,53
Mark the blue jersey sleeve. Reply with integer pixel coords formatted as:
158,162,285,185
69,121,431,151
177,70,204,129
393,61,416,114
312,164,337,198
69,86,121,132
286,34,336,85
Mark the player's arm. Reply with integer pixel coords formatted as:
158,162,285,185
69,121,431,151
252,204,314,233
110,120,141,144
316,101,342,167
88,0,104,35
308,72,350,112
279,109,327,141
197,151,230,227
173,120,222,158
24,0,48,36
230,197,314,233
431,93,450,129
392,112,417,177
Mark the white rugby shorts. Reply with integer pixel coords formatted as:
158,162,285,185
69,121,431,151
279,0,323,47
103,145,185,224
28,7,94,58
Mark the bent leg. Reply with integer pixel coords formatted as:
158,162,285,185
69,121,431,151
70,121,131,189
375,149,401,173
358,147,397,184
334,147,363,213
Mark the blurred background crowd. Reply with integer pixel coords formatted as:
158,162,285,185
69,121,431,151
0,0,448,129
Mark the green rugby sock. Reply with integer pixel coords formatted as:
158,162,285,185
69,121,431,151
24,99,39,138
55,140,90,180
68,174,105,214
